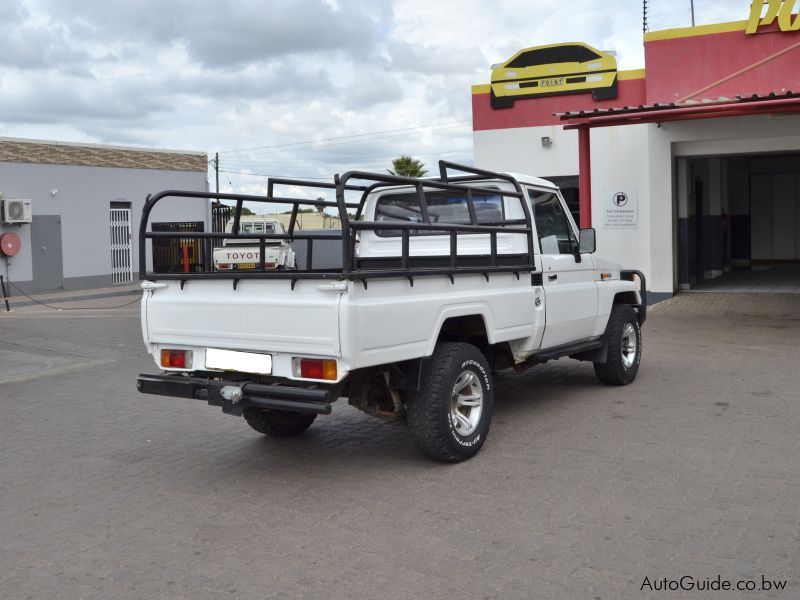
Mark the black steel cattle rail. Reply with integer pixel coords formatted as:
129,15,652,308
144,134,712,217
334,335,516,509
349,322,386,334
138,161,537,285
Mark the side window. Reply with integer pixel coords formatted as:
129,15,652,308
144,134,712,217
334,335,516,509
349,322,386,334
528,189,577,255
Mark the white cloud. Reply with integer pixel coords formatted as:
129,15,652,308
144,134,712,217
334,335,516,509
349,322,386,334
0,0,744,196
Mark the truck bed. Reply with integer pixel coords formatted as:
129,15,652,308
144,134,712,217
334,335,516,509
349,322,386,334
143,278,342,357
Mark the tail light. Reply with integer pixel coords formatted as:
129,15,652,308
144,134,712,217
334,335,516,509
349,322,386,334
161,349,192,369
296,358,337,380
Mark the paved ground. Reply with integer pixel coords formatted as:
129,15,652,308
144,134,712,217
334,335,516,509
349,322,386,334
692,264,800,294
1,293,798,599
1,281,140,309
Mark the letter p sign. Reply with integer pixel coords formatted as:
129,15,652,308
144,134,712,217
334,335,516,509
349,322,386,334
746,0,800,33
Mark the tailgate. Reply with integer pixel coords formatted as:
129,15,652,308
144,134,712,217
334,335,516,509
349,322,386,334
144,279,342,356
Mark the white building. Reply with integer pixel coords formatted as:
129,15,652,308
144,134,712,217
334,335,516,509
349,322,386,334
0,137,208,294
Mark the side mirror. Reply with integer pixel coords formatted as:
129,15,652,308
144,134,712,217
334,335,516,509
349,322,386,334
579,228,596,254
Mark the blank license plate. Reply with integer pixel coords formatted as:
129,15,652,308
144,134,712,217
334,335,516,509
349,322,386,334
205,348,272,374
540,77,565,87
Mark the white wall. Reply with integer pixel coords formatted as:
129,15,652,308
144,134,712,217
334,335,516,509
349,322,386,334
474,125,579,177
474,123,654,291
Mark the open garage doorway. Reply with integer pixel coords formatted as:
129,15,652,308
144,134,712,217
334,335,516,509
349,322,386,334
675,152,800,294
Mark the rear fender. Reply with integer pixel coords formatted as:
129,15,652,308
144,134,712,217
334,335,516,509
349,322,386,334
425,306,496,357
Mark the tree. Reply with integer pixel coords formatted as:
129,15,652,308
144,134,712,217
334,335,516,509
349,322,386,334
240,206,255,216
388,156,427,178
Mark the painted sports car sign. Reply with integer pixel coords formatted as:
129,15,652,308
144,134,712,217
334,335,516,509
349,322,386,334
489,42,618,109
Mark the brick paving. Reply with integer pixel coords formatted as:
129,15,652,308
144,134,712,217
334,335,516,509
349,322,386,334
0,293,798,599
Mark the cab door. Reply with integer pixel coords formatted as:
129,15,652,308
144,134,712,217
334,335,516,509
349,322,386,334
528,187,598,348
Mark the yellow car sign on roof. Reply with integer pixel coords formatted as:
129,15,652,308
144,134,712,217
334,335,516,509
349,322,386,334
490,42,618,109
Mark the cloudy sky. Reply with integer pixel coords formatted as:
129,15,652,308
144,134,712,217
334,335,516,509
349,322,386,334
0,0,743,199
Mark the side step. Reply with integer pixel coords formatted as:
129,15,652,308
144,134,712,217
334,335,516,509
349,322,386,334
516,338,606,369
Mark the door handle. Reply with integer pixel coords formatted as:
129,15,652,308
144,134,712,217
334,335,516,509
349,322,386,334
548,274,558,281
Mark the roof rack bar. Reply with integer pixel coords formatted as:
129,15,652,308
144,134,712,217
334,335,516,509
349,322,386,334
334,173,353,274
438,161,449,183
144,265,535,282
437,160,522,187
465,188,478,225
146,189,359,209
145,231,344,240
267,176,368,192
287,204,300,236
348,221,528,234
416,182,431,225
339,171,521,199
232,199,244,236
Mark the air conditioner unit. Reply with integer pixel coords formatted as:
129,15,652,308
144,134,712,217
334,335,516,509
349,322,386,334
2,199,32,224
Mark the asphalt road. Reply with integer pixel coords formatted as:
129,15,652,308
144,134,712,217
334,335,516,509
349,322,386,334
1,292,798,599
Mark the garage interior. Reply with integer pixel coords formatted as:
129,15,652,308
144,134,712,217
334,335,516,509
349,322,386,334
676,151,800,293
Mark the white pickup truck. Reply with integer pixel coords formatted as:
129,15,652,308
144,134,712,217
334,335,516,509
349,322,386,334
137,163,646,462
213,217,296,271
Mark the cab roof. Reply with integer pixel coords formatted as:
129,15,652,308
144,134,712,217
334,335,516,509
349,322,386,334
501,172,558,189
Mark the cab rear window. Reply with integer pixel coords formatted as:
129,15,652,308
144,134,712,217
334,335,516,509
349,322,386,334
241,222,276,234
374,191,505,236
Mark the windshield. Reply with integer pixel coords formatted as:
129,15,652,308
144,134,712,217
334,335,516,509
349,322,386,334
506,45,601,68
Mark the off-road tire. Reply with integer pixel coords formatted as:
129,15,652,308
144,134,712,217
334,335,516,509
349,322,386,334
242,409,316,437
406,343,493,462
594,304,641,385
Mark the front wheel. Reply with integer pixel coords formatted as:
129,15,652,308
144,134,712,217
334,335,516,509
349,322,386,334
243,408,316,437
594,304,642,385
406,343,493,462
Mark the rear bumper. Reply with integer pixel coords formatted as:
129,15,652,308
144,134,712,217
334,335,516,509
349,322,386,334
137,373,334,416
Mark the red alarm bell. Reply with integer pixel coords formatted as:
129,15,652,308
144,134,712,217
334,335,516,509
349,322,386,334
0,232,21,257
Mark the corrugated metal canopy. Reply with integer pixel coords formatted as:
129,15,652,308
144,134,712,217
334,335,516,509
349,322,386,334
557,91,800,129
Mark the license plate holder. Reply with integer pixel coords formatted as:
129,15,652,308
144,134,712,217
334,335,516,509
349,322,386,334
541,77,566,88
205,348,272,375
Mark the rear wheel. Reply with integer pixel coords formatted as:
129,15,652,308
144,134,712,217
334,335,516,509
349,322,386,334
243,408,316,437
594,304,641,385
406,343,493,462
